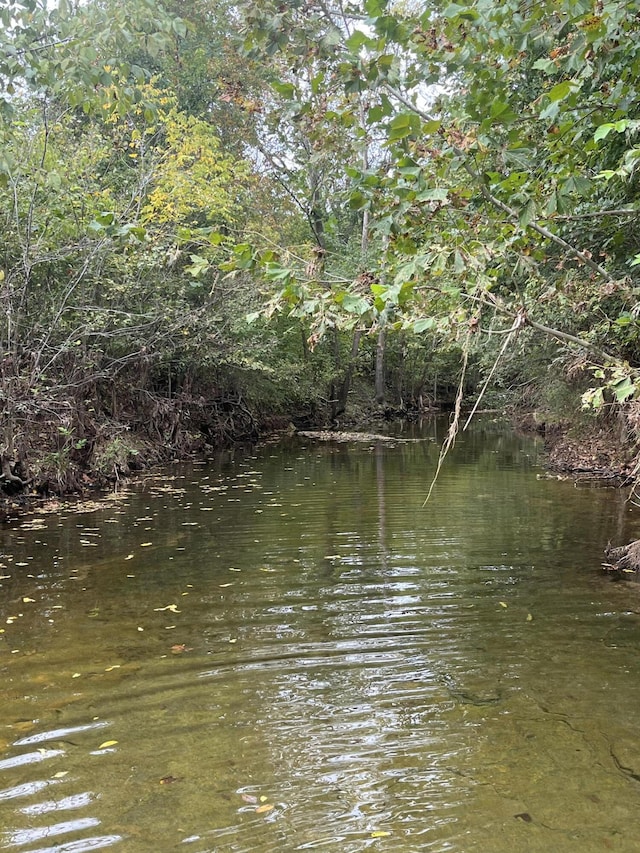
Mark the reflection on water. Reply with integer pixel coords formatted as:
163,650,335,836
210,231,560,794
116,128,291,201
1,417,640,852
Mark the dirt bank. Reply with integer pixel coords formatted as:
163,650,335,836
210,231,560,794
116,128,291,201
0,382,297,517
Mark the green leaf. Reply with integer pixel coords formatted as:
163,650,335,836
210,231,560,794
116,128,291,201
518,198,536,228
532,58,556,73
423,119,441,135
548,80,580,102
387,112,420,140
346,30,375,51
594,120,629,142
612,377,635,403
341,294,370,314
414,317,436,333
417,187,448,202
365,0,388,16
272,80,295,99
185,254,210,278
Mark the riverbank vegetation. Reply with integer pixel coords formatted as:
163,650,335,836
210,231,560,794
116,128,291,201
1,0,640,502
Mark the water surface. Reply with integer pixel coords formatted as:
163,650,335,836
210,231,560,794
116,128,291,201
1,418,640,852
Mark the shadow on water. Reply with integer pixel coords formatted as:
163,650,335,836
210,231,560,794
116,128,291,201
1,416,640,851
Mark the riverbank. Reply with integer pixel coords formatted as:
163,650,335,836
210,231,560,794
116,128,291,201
512,407,637,484
3,391,639,525
0,386,299,517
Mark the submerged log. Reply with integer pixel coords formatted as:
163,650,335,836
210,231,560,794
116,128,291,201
297,430,429,443
603,540,640,578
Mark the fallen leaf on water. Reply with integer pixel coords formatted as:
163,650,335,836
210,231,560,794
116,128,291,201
241,793,258,804
98,740,118,749
526,613,533,622
170,644,192,654
104,665,121,672
125,554,134,561
371,831,391,838
255,804,274,814
219,583,233,588
53,771,69,779
22,597,35,603
140,542,153,547
259,795,268,803
72,672,81,678
499,601,508,608
153,605,181,613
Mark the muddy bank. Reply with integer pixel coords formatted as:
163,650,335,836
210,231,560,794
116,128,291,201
513,409,636,484
513,408,640,582
0,384,296,516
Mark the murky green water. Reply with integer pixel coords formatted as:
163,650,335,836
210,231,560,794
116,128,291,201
1,418,640,852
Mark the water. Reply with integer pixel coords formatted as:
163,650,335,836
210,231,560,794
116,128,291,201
1,417,640,852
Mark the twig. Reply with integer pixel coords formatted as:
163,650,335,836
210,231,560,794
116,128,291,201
422,330,471,506
463,311,525,431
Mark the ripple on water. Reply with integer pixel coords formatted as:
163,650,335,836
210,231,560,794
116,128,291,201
1,421,640,851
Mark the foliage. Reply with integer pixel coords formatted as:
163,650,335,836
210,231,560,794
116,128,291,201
236,0,640,411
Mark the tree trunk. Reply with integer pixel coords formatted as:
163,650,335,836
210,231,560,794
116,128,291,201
375,325,386,406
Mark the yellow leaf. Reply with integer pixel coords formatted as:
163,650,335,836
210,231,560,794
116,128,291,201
105,665,121,672
140,542,153,547
371,830,391,838
255,804,274,814
526,613,533,622
53,771,69,778
22,597,35,603
125,554,134,560
260,795,268,802
499,601,508,608
98,740,118,749
219,583,233,588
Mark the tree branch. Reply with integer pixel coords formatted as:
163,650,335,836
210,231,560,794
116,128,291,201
383,84,618,285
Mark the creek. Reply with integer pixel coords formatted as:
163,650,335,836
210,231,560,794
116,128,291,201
1,417,640,852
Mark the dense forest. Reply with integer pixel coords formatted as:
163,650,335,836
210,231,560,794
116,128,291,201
1,0,640,498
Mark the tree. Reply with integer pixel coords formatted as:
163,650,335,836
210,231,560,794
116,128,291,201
238,0,640,412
